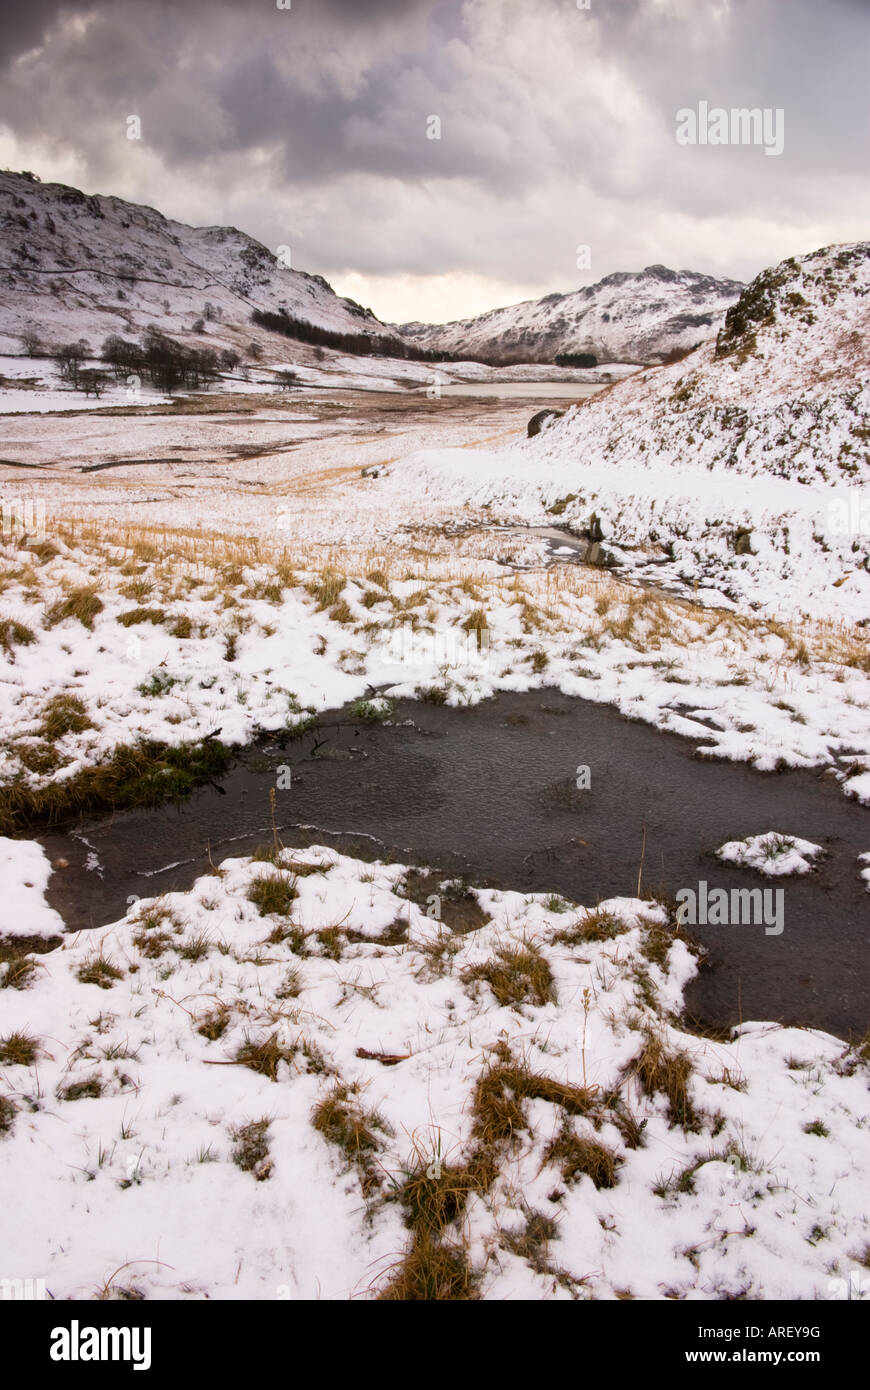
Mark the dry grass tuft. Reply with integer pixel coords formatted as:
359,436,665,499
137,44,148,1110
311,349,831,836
76,954,124,990
311,1082,391,1169
545,1124,621,1188
377,1234,479,1301
39,693,93,741
553,907,626,945
463,943,556,1009
0,1095,19,1135
45,584,103,630
628,1031,699,1130
235,1031,296,1082
0,1031,39,1066
247,872,297,917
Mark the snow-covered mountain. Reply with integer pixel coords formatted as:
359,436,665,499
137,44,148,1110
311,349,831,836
0,169,398,360
391,242,870,619
399,265,745,365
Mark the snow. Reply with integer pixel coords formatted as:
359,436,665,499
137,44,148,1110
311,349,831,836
401,264,744,364
0,838,66,939
1,839,868,1301
716,832,825,877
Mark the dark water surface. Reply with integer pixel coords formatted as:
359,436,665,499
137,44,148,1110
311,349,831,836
39,691,870,1039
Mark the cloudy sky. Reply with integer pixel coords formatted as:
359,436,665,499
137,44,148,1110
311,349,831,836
0,0,867,324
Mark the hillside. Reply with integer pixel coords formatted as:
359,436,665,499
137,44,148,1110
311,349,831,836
0,169,399,362
399,264,744,365
390,242,870,619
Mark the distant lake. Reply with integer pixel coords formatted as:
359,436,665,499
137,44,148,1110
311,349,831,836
439,381,607,399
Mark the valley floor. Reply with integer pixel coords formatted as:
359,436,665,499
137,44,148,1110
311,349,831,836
0,384,868,1300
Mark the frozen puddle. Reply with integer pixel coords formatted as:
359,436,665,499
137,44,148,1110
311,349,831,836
38,690,870,1039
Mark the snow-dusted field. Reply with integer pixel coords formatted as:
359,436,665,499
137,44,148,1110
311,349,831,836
1,841,868,1301
0,240,868,1301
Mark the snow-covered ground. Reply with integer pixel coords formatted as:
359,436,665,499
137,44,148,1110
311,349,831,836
386,243,870,625
0,520,868,811
0,237,868,1305
1,840,868,1301
716,833,826,877
400,264,744,365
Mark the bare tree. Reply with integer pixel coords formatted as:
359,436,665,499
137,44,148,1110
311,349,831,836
78,369,110,398
20,326,41,357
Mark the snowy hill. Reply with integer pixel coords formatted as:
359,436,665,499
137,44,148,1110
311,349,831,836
0,169,399,361
399,264,744,365
391,242,870,619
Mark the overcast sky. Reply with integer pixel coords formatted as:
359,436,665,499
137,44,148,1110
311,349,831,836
0,0,867,324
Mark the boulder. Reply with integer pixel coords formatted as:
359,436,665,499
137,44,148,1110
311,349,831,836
527,408,564,438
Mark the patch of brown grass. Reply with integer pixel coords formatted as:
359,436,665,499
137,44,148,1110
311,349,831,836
545,1124,621,1188
46,585,103,630
462,943,556,1009
235,1031,296,1082
39,693,93,741
628,1031,699,1130
0,1031,40,1066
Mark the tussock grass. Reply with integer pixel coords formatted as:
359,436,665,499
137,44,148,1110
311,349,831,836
0,1095,18,1135
45,584,103,630
628,1031,699,1130
76,954,124,989
500,1211,559,1271
308,570,346,611
118,606,167,627
132,929,172,959
463,943,556,1009
377,1235,479,1301
59,1076,104,1102
246,872,297,917
311,1082,391,1168
39,693,93,741
235,1031,296,1082
0,617,35,656
544,1124,621,1189
0,1031,39,1066
0,956,40,990
553,907,626,945
196,1006,230,1040
315,926,345,960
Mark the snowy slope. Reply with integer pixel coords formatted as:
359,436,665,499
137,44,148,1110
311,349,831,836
391,242,870,619
400,265,744,365
0,169,397,361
